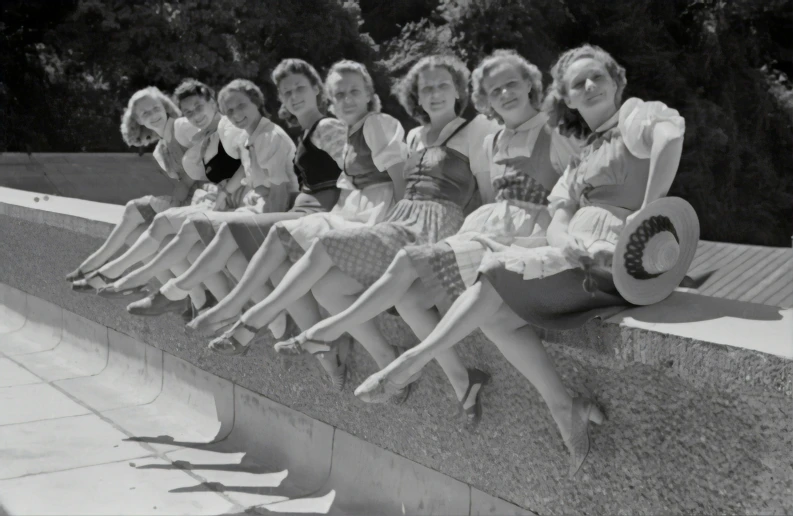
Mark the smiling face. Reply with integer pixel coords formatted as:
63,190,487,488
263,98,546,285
134,96,167,130
327,71,371,125
179,94,217,130
278,73,319,118
222,91,262,132
483,62,532,122
417,66,458,120
563,57,618,126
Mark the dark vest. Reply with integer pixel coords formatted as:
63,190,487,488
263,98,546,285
204,137,241,184
294,118,342,193
343,124,393,189
402,119,479,213
491,126,557,205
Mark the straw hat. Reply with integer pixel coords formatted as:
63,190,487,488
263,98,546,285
613,197,699,305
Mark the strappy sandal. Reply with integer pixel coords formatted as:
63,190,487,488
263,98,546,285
565,397,605,478
66,267,93,282
354,369,423,405
458,368,491,428
274,333,334,357
82,272,147,299
207,321,259,357
329,357,348,391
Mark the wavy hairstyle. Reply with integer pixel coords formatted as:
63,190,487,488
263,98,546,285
324,60,381,114
272,59,328,128
543,44,627,139
120,86,181,147
394,54,470,125
218,79,270,118
173,78,216,105
471,50,544,124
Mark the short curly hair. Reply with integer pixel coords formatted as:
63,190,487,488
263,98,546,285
543,44,627,139
471,50,544,124
395,55,470,125
218,79,270,118
272,59,329,128
324,60,381,114
173,78,215,105
120,86,181,147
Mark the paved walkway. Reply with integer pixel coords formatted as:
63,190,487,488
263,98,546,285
0,338,335,516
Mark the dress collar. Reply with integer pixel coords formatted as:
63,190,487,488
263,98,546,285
245,117,273,147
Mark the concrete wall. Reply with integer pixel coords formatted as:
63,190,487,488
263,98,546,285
0,200,790,514
0,153,172,205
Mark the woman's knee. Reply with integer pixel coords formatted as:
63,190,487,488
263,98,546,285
148,213,173,238
385,249,416,280
395,279,433,313
176,219,199,239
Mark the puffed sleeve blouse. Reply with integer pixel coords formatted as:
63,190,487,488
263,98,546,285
546,97,685,255
310,117,347,170
241,117,299,192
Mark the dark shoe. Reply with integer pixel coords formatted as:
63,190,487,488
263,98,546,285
66,267,91,282
127,292,186,316
565,397,605,478
459,368,491,428
180,290,218,324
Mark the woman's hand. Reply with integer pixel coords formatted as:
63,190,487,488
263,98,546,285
212,190,228,211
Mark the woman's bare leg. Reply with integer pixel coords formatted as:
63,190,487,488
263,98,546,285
189,226,291,328
97,212,177,279
172,223,239,292
356,278,505,389
112,220,202,290
394,281,470,404
75,201,146,273
310,268,397,369
306,250,418,342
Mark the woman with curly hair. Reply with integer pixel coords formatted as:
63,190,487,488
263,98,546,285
273,50,581,423
84,79,300,316
124,60,346,333
72,79,253,314
184,60,407,388
355,44,687,476
198,55,499,405
66,86,200,283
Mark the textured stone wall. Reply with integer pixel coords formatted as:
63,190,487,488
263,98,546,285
1,212,790,515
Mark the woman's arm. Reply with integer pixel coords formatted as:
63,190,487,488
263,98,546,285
386,162,406,201
213,165,246,210
546,205,574,249
640,121,684,209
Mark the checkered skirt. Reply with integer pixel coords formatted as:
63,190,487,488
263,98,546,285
405,199,548,309
318,198,464,288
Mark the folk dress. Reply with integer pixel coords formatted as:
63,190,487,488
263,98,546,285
479,98,686,329
193,117,346,260
405,112,580,310
315,114,499,288
274,112,407,262
131,117,200,223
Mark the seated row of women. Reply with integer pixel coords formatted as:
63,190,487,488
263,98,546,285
67,44,697,477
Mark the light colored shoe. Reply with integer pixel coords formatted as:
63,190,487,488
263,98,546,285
565,397,605,478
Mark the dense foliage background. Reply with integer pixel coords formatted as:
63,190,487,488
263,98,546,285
1,0,791,245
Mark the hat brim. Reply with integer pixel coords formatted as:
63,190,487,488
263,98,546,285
613,197,700,306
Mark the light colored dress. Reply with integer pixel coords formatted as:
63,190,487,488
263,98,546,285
193,117,346,260
275,112,407,262
315,114,500,288
479,98,686,329
132,117,200,223
405,112,580,309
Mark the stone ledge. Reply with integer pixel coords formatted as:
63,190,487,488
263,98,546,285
0,191,791,514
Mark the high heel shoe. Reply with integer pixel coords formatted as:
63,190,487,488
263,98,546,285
207,322,260,356
274,332,334,357
565,397,605,478
80,271,147,299
459,368,491,428
354,368,423,405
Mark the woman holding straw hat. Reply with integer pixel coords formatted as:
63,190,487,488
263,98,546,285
353,44,698,477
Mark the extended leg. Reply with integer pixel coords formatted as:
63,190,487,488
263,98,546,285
112,220,202,290
306,250,419,342
98,212,177,278
172,223,239,292
72,201,147,275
